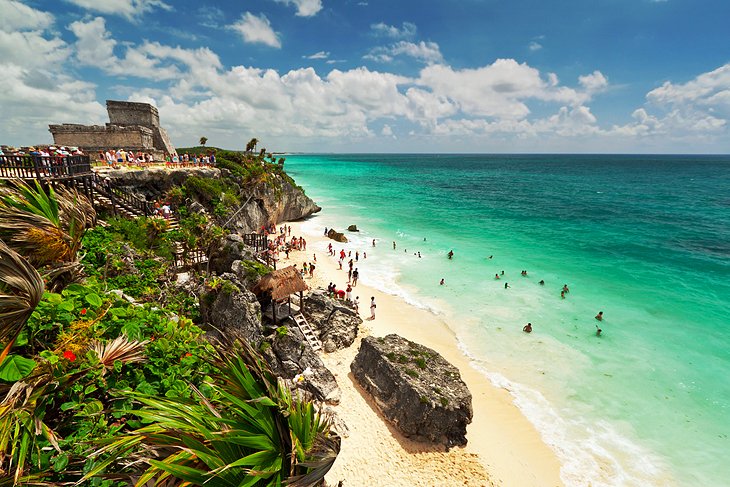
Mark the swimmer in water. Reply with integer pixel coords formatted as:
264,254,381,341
563,284,570,293
523,323,532,333
596,325,602,336
495,273,500,279
448,250,454,259
440,278,445,285
504,282,510,289
539,280,545,285
595,311,603,321
561,290,565,299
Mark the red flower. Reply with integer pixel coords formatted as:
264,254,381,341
80,308,87,315
185,353,192,357
63,350,77,362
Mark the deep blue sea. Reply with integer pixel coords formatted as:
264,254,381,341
284,154,730,486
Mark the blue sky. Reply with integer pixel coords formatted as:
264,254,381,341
1,0,729,153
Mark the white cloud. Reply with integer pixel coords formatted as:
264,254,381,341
69,17,221,81
0,0,54,32
230,12,281,48
381,124,394,137
64,0,171,20
579,70,608,93
528,41,542,51
611,63,730,141
418,59,589,119
274,0,323,17
365,41,443,64
371,21,417,39
305,51,329,59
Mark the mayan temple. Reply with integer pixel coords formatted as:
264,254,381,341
49,100,175,158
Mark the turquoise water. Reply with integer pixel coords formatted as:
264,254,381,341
284,154,730,486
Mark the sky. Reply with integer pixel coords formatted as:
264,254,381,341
1,0,730,153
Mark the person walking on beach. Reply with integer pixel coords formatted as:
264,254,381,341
523,323,532,333
354,296,360,313
352,268,359,286
324,227,328,235
346,284,352,302
369,297,377,320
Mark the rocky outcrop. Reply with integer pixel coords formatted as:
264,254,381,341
207,234,258,277
304,290,361,353
97,167,320,232
263,326,341,404
327,229,348,243
225,173,320,233
200,273,263,345
351,334,473,447
99,167,220,197
347,225,359,232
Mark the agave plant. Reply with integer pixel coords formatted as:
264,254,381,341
0,180,95,284
85,340,340,486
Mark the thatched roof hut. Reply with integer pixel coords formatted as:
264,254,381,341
252,265,308,301
252,265,308,324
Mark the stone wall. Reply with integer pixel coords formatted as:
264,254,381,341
49,124,153,151
48,99,176,158
107,100,160,128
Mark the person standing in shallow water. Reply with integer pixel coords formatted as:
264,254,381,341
523,323,532,333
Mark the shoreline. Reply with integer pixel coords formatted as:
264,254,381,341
283,219,564,487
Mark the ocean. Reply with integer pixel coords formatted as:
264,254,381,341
283,154,730,486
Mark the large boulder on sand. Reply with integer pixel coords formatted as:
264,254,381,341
351,334,473,447
303,290,361,352
327,228,348,243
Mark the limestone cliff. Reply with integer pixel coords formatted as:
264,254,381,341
99,167,320,231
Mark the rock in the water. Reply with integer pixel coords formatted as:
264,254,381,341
304,290,361,353
350,334,473,447
347,224,359,232
327,229,348,243
264,325,341,404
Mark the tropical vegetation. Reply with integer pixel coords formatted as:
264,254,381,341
0,159,337,485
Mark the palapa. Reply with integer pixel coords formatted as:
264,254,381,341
252,265,308,301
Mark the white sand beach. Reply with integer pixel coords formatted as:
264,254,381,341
283,220,563,487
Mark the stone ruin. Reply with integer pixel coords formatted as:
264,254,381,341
49,100,175,159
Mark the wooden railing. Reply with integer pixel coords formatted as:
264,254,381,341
93,174,155,217
243,233,269,252
0,155,92,179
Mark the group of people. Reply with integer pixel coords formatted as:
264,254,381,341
0,145,85,157
101,149,155,168
166,152,216,167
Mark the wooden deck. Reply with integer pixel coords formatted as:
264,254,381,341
0,154,92,180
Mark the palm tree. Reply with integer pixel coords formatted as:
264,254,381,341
199,136,208,146
85,340,340,486
0,180,95,288
246,138,259,153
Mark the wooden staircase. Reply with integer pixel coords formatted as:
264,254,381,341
292,313,322,352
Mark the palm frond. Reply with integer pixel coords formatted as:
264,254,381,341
0,240,44,365
90,335,148,374
83,340,340,486
0,180,95,267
